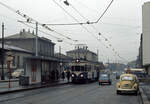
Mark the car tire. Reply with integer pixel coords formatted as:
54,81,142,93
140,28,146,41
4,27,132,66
134,91,138,95
109,82,111,85
116,91,120,95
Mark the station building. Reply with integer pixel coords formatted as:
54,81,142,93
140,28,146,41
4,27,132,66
0,29,63,84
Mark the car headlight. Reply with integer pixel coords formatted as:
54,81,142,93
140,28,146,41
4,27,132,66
72,74,75,77
117,83,120,88
80,74,84,77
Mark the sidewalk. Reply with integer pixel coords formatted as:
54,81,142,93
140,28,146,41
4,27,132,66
0,79,19,83
0,79,69,95
139,80,150,104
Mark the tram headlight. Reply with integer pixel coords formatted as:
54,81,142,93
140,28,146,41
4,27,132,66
72,74,75,77
80,74,84,77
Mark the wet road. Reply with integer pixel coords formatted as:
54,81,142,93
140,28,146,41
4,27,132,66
0,79,142,104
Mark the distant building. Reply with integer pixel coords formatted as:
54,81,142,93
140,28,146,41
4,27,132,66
142,2,150,75
136,34,143,68
66,44,98,62
54,53,73,62
127,60,137,68
106,63,126,71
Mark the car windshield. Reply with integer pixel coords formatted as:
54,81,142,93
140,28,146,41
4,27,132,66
100,74,109,79
121,76,134,81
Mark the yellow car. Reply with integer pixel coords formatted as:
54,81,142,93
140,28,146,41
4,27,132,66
116,74,139,95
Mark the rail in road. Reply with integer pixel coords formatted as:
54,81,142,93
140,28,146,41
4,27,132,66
0,76,143,104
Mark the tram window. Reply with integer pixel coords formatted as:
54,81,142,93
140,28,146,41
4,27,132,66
84,65,87,71
74,66,80,71
80,66,84,71
84,67,87,71
71,66,75,71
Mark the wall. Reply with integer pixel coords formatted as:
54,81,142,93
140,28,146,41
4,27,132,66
25,59,41,84
142,2,150,66
67,50,98,62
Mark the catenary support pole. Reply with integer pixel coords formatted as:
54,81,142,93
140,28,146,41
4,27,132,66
35,22,38,56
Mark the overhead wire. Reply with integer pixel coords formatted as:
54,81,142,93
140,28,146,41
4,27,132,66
65,0,109,61
18,20,74,45
67,0,128,63
0,1,78,42
0,12,74,45
52,0,114,62
93,0,114,23
46,0,114,26
62,0,126,63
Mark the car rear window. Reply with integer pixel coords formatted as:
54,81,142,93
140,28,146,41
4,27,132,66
121,76,134,81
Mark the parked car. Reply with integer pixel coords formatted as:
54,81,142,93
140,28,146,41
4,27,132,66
116,74,139,95
12,69,24,78
99,74,112,85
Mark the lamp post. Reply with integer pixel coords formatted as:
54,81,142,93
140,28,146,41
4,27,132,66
35,22,38,57
6,51,13,88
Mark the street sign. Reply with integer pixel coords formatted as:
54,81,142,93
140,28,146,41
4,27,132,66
6,56,13,61
6,51,13,61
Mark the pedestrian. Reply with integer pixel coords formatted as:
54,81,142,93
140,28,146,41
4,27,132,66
56,70,59,80
61,71,65,81
66,70,70,83
51,70,55,81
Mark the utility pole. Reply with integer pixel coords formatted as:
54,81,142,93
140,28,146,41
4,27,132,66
35,22,38,56
59,46,61,61
1,22,5,80
97,49,99,62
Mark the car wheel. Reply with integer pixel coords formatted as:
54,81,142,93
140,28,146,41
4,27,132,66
116,91,120,95
134,91,138,95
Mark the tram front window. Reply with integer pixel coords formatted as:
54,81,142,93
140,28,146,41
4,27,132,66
71,66,85,71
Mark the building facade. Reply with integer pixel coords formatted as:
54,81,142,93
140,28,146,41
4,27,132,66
0,29,55,57
66,45,98,62
142,2,150,75
0,29,62,83
0,43,33,76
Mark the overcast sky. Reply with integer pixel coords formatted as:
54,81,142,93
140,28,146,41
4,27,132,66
0,0,148,63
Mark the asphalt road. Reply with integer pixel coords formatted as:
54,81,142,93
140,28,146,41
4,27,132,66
0,78,143,104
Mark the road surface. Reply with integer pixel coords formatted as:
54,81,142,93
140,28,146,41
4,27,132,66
0,78,142,104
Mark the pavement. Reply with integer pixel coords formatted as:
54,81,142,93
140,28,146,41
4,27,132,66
139,81,150,104
0,76,149,104
0,78,69,95
0,79,143,104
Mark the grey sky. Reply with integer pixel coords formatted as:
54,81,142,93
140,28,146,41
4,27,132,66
0,0,146,63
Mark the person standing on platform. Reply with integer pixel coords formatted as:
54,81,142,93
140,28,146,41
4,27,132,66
66,70,70,83
61,71,65,81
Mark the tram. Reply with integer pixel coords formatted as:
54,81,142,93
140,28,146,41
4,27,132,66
70,59,103,83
